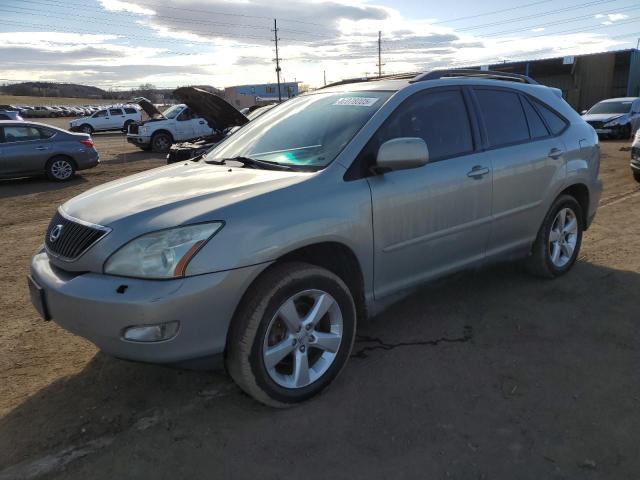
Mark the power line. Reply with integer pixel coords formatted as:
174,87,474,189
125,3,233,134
430,0,554,24
455,0,620,32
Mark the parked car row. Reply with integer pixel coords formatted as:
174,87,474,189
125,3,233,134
0,103,137,118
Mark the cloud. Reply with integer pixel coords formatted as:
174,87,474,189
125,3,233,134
595,13,628,25
0,0,629,88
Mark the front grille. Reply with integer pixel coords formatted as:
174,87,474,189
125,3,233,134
128,123,139,134
45,211,109,261
587,121,604,130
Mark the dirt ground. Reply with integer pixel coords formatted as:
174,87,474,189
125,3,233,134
1,125,639,479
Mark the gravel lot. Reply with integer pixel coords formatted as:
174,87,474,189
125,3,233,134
1,121,639,479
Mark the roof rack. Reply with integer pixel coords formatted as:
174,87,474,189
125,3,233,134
319,72,419,90
411,69,539,85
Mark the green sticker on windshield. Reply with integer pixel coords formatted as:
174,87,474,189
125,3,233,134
333,97,379,107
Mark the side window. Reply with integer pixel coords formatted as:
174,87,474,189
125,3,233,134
377,89,474,162
533,101,568,135
475,89,530,147
3,126,43,142
38,128,55,139
124,108,137,114
109,108,123,116
521,96,549,139
94,110,107,117
177,108,193,121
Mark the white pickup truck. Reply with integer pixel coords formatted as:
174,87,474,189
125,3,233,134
70,106,142,134
126,102,214,153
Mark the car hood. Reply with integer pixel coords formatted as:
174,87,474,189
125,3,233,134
132,97,164,119
61,162,308,227
581,113,626,123
173,86,249,131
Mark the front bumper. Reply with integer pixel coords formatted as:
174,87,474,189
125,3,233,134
631,147,640,173
127,135,151,148
30,250,267,364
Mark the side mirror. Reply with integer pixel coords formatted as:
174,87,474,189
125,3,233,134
375,137,429,172
580,110,588,115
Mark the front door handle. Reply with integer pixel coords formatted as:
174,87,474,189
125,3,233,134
548,147,564,159
35,146,49,151
199,120,205,124
467,165,490,179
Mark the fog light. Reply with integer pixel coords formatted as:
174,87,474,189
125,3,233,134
123,321,179,342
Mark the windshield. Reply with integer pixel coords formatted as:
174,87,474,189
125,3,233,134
588,101,632,115
162,105,183,119
205,91,393,169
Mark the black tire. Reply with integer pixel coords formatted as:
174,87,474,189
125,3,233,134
526,195,583,278
151,132,172,153
123,120,134,133
45,156,76,182
633,171,640,183
80,124,93,134
226,262,357,408
619,125,631,140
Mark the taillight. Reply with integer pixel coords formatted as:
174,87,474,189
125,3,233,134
80,138,94,148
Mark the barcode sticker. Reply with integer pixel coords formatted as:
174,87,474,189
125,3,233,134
333,97,379,107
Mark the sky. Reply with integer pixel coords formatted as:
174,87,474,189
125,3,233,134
0,0,638,90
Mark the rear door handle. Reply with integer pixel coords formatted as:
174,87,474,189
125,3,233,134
35,146,49,151
548,147,564,159
199,120,205,124
467,165,490,179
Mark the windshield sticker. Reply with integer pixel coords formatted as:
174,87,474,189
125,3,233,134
333,97,379,107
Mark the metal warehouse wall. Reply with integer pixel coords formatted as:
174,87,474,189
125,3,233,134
480,49,638,112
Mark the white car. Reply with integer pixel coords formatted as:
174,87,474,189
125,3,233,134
70,106,142,134
127,100,215,153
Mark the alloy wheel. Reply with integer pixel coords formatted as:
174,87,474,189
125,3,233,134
262,289,343,389
50,160,73,180
548,207,578,268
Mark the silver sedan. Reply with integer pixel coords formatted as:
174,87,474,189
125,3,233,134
0,120,99,181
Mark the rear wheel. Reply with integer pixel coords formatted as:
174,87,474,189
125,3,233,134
526,195,583,278
46,156,76,181
123,120,134,133
151,132,172,153
633,171,640,183
226,262,356,407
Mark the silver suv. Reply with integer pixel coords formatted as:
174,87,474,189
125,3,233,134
29,70,602,406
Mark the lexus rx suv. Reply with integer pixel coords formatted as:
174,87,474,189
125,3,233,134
29,70,602,407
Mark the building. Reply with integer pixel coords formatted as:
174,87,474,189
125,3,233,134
468,49,640,112
223,82,299,109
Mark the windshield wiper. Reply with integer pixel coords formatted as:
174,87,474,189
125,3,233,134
205,156,293,171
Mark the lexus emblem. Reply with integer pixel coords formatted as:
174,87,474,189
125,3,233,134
49,224,64,243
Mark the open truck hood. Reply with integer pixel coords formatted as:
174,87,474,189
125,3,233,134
173,87,249,131
132,97,165,119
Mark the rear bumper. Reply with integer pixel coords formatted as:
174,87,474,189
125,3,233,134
587,178,603,228
30,250,266,364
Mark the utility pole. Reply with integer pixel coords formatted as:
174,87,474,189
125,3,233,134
376,31,385,78
323,70,326,86
273,19,282,103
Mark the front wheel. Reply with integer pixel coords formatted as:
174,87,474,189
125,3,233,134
80,124,93,134
151,132,172,153
226,262,356,407
633,171,640,183
526,195,583,278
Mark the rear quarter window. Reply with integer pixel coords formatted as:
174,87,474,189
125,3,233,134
533,101,568,135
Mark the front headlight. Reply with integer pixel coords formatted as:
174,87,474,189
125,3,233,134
139,126,148,135
104,222,223,279
604,117,625,127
